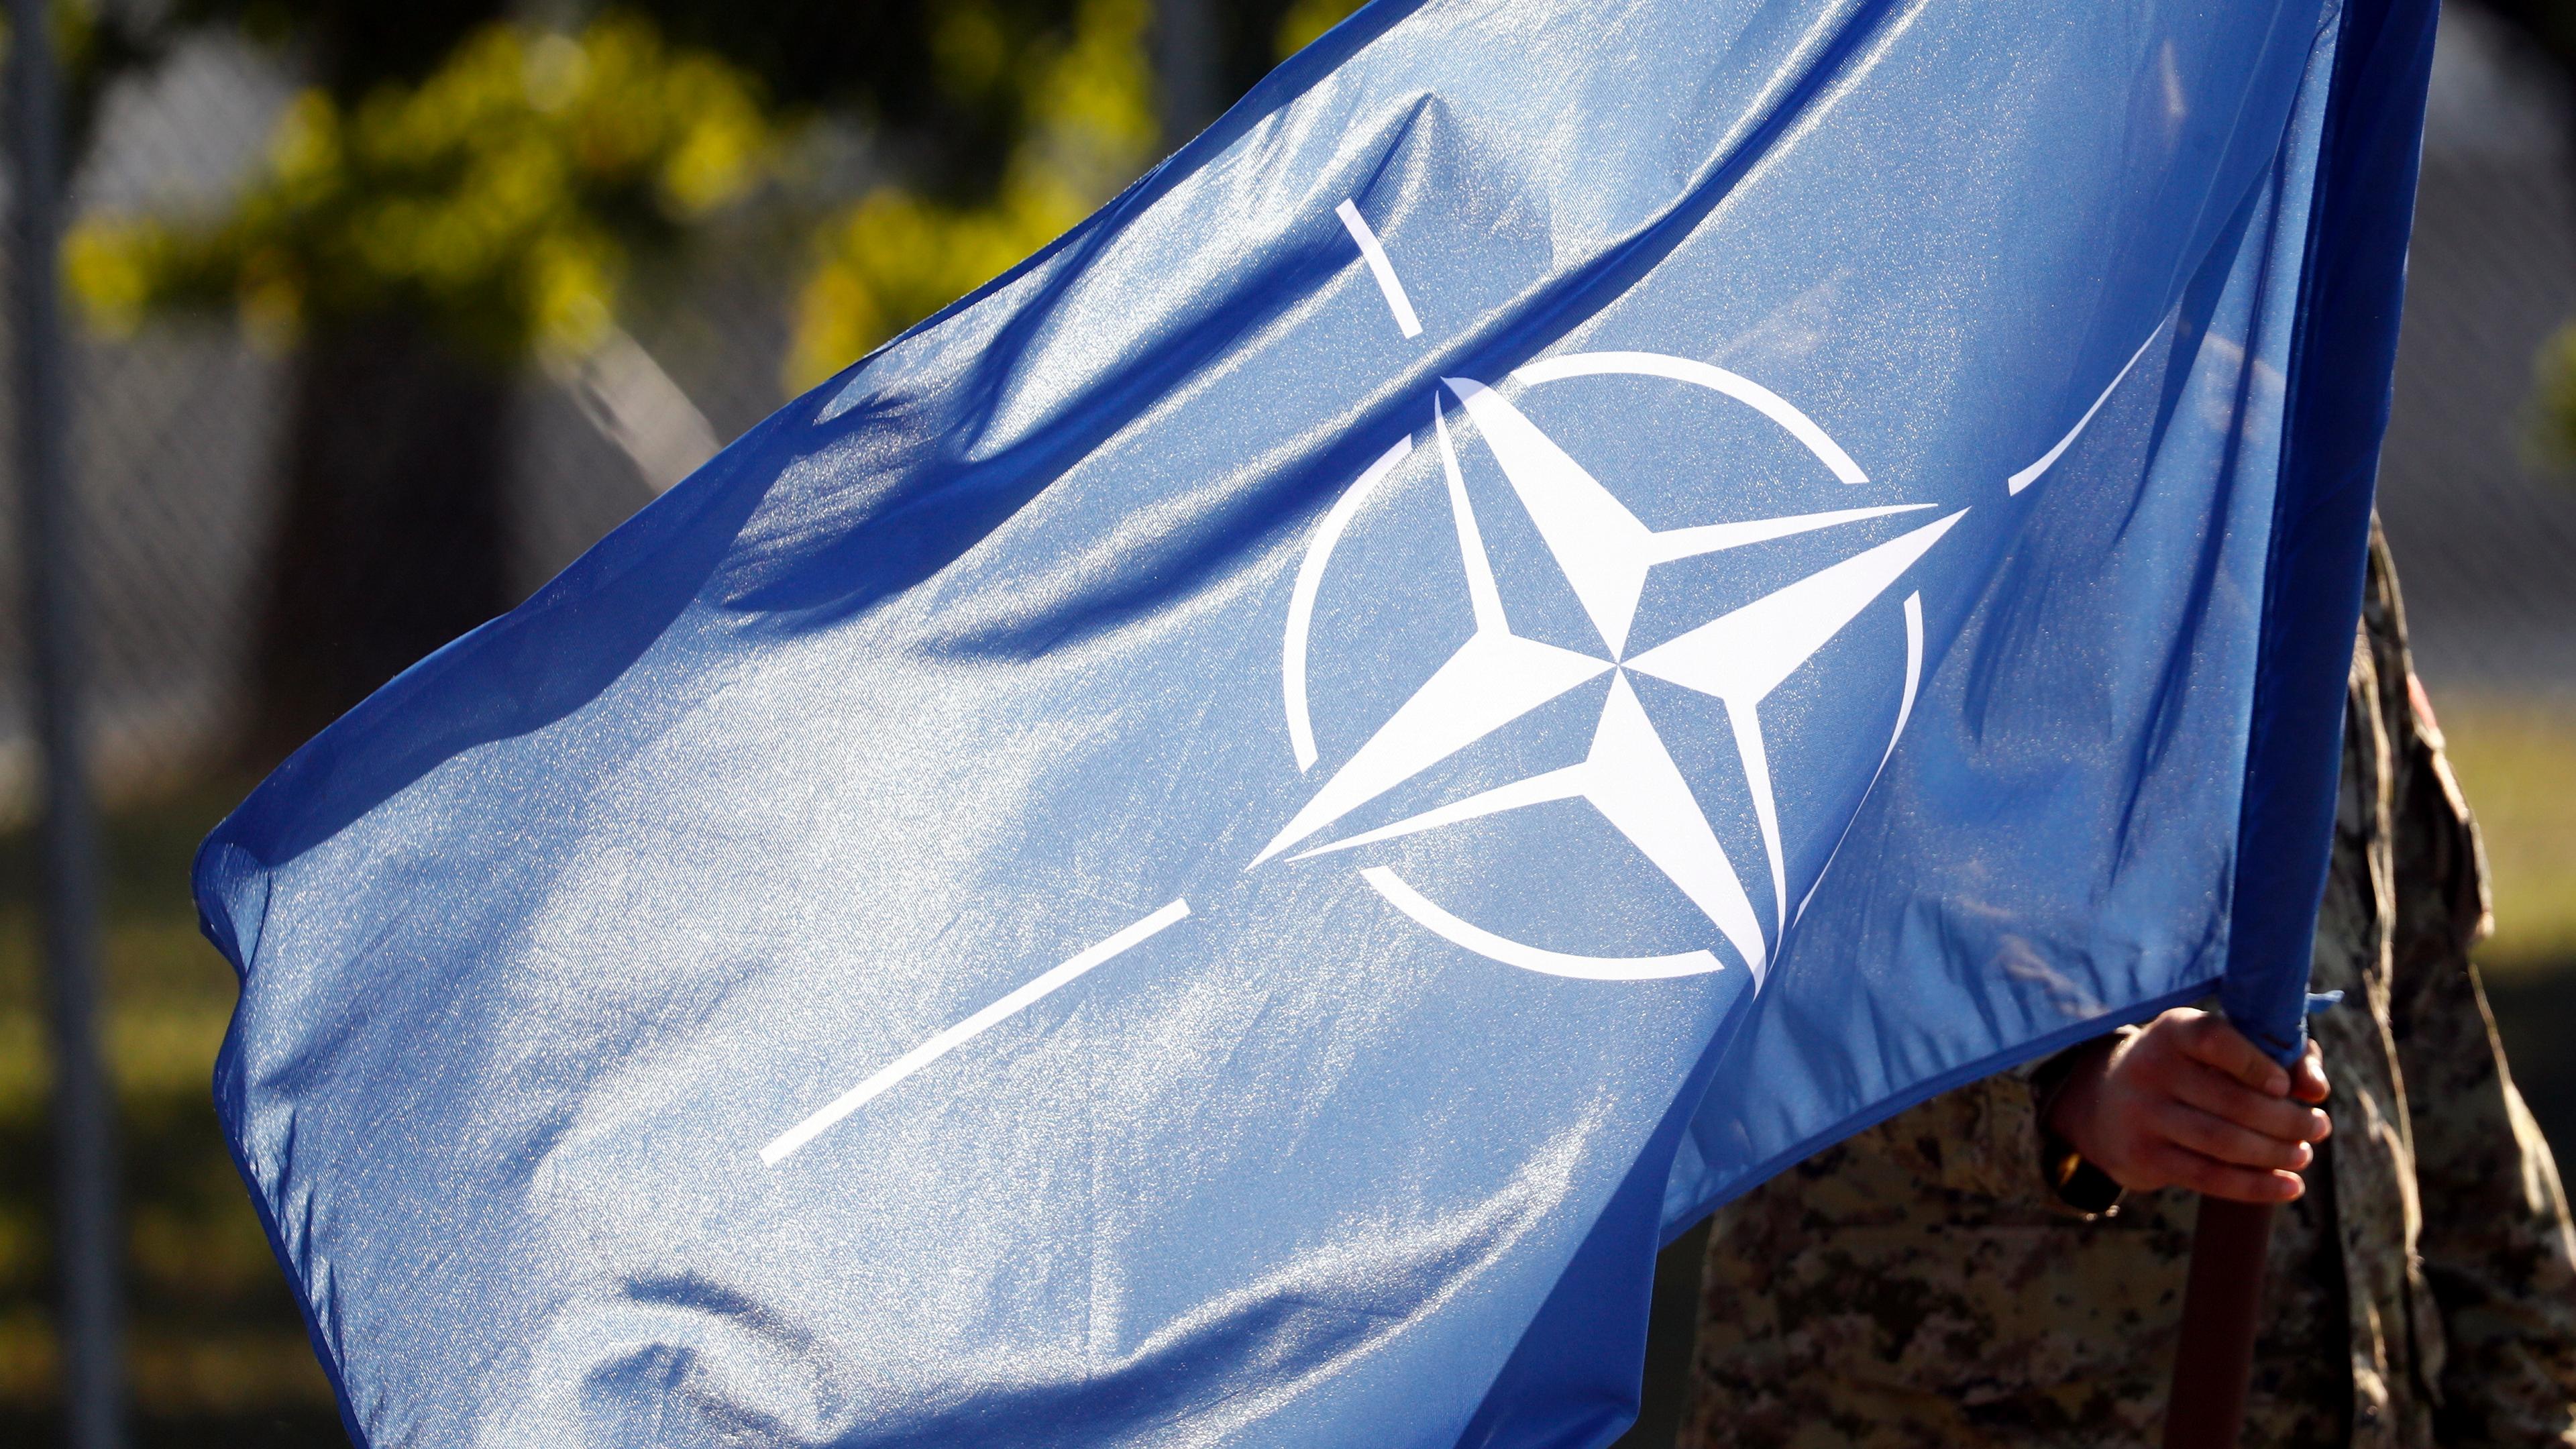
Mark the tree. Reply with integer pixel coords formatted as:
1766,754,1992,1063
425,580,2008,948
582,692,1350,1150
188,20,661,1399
781,0,1156,390
62,0,1367,752
771,0,1368,386
65,7,782,750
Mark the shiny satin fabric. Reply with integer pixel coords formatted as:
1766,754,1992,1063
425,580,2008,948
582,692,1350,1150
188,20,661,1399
193,1,2429,1444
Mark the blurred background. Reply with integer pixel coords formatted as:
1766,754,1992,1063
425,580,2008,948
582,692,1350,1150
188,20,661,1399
0,1,2569,1444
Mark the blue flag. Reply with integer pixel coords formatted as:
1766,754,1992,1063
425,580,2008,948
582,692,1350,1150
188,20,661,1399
195,1,2434,1444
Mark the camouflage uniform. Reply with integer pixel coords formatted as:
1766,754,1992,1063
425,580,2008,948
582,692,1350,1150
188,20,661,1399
1681,527,2576,1449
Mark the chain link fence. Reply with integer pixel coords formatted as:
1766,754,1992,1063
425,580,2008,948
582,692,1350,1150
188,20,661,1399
0,32,818,1437
0,13,2567,817
2,6,2575,1443
2380,3,2576,693
0,33,814,820
0,36,282,816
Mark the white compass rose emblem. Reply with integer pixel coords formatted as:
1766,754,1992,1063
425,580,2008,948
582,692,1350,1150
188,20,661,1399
1258,353,1963,983
754,198,2157,1162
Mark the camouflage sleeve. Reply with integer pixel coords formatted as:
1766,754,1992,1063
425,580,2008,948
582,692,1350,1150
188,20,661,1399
2019,1033,2135,1218
2386,668,2576,1446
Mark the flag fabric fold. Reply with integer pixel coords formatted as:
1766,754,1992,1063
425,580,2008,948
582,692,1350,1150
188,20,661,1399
195,1,2433,1444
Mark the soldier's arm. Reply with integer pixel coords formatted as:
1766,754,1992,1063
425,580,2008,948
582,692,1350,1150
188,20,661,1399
2387,678,2576,1447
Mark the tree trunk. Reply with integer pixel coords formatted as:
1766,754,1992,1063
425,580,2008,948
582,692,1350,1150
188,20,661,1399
251,315,512,759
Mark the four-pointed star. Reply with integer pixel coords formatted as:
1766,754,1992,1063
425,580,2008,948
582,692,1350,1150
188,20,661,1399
1254,379,1964,977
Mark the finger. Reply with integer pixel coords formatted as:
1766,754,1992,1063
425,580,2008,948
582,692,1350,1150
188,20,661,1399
2167,1061,2332,1143
2292,1040,2331,1105
2148,1099,2315,1171
2173,1016,2291,1096
2143,1144,2306,1203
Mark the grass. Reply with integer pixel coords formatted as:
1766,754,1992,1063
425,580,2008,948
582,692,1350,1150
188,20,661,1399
3,698,2572,1446
2435,696,2576,977
0,774,345,1446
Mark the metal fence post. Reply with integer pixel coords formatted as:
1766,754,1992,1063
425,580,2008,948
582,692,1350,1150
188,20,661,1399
7,1,127,1446
1156,0,1218,150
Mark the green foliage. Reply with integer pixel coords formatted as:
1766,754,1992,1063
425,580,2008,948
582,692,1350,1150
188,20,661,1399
783,0,1157,390
66,13,775,362
0,779,343,1435
1273,0,1370,58
57,0,1381,382
779,0,1371,390
637,0,1086,206
2440,700,2576,975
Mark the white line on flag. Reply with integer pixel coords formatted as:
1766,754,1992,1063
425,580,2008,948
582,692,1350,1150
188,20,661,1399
2008,321,2166,494
761,898,1193,1165
1338,199,1424,339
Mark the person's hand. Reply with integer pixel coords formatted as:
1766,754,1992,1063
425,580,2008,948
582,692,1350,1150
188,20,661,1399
2045,1008,2330,1203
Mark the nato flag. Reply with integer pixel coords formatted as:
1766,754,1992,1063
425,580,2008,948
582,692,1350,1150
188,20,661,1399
195,0,2434,1444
